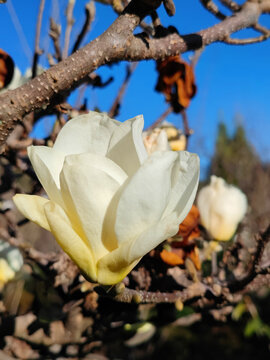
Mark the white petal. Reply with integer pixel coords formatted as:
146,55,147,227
13,194,50,231
27,146,64,205
97,212,179,285
44,201,97,282
197,176,247,241
114,151,178,247
107,115,148,177
60,153,128,261
54,112,120,156
163,151,200,224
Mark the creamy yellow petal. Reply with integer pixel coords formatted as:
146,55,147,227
97,213,179,285
114,151,177,247
97,255,139,285
60,153,127,260
44,201,97,282
13,194,50,231
107,115,148,177
163,151,199,224
27,146,64,205
54,112,120,156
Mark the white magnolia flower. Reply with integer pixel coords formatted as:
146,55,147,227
197,176,248,241
143,128,170,154
160,122,186,151
14,112,199,285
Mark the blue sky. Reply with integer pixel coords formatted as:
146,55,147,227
1,0,270,177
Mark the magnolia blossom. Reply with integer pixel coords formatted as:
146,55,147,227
197,176,248,241
143,128,170,154
161,122,186,151
143,123,186,154
14,112,199,285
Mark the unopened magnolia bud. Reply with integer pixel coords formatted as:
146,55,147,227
197,176,247,241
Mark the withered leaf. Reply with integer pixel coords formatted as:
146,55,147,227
0,49,14,89
178,204,200,240
156,55,196,112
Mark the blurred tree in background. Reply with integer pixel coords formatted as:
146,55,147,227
211,122,270,230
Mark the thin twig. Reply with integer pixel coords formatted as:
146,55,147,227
72,1,96,53
147,106,173,130
163,0,176,16
200,0,226,20
220,0,241,12
108,62,138,118
181,109,192,147
109,282,207,304
253,22,270,34
32,0,46,78
190,48,204,68
49,18,62,62
228,225,270,292
223,33,270,44
63,0,76,59
151,10,161,28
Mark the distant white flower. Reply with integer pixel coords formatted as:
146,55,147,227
197,176,248,241
160,122,186,151
144,122,186,153
143,128,169,154
0,240,23,285
14,111,200,285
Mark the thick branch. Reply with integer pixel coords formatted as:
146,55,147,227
0,0,267,147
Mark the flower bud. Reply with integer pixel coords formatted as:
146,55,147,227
197,176,247,241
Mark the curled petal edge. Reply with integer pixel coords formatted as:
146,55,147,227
13,194,50,231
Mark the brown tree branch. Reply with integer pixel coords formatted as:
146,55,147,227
228,225,270,293
0,0,269,147
49,18,62,63
200,0,227,20
100,282,208,304
224,21,270,44
220,0,241,12
223,32,270,44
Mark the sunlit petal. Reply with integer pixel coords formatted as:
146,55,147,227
44,201,97,282
107,115,148,177
60,153,128,260
27,146,64,205
54,111,120,156
97,213,179,285
114,151,178,246
13,194,50,231
163,151,199,224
